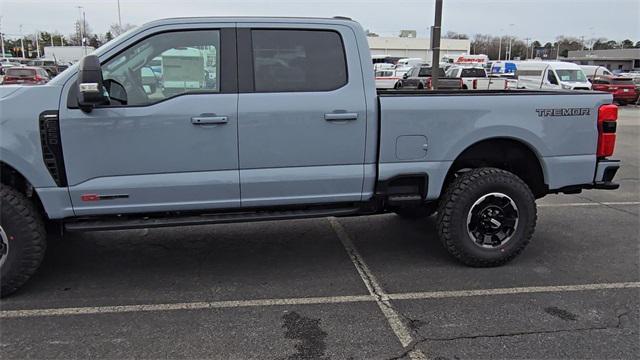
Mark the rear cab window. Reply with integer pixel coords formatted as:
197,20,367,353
251,29,347,92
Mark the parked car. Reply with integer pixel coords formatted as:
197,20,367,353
446,66,508,90
591,75,638,105
375,69,402,89
0,66,50,85
0,16,621,296
26,59,66,77
516,61,591,90
400,65,462,89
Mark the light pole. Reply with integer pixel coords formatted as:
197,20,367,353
35,32,40,58
430,0,443,90
0,16,5,58
77,6,85,52
507,24,514,60
498,28,503,61
524,37,530,60
19,24,25,58
117,0,122,27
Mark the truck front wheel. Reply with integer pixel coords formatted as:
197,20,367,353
0,186,47,297
436,168,537,267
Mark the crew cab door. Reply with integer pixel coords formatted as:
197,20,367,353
236,24,367,207
59,24,240,216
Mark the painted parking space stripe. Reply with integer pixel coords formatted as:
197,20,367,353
0,295,374,319
328,217,428,360
1,281,637,320
387,282,640,301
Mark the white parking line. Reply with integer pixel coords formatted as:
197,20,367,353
328,217,428,360
0,295,374,319
538,201,640,207
388,282,640,301
2,281,637,320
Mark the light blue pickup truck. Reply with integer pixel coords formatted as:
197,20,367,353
0,17,621,296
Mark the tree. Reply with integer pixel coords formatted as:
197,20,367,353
109,23,136,37
635,41,640,48
364,29,378,37
620,39,634,48
443,31,469,39
68,20,93,46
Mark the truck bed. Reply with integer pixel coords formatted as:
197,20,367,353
376,90,611,199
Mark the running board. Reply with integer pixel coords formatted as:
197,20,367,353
64,207,360,232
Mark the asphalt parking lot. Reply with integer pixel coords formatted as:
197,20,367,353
1,107,639,360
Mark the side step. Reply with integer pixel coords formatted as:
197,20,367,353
65,207,360,232
387,194,423,207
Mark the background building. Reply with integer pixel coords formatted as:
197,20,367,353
564,49,640,72
367,36,471,62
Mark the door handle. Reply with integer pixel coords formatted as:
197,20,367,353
324,113,358,121
191,116,228,125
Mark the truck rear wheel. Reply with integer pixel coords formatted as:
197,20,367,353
436,168,537,267
0,186,47,297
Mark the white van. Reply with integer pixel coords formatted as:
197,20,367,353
395,58,426,77
516,61,591,90
579,65,614,80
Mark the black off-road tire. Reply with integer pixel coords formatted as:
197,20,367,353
436,168,537,267
0,186,47,297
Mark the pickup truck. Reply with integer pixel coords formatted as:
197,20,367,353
0,16,621,296
400,65,462,90
445,65,508,90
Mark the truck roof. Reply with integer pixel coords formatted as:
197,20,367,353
142,16,357,28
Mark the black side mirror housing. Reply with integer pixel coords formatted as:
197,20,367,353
77,55,108,112
403,73,409,79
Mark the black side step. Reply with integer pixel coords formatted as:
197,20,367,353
65,207,360,232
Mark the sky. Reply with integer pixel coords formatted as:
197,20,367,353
1,0,639,42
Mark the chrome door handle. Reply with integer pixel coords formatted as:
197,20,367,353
324,113,358,121
191,116,228,125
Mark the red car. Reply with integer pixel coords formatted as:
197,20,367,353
1,66,50,85
591,76,638,105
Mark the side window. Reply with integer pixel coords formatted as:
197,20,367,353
547,70,559,85
101,30,220,106
251,29,347,92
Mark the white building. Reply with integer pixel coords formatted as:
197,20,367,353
367,36,471,62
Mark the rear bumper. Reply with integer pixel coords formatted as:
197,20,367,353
552,159,620,194
589,159,620,190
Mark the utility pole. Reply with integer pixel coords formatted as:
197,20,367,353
430,0,443,90
524,37,531,60
117,0,122,27
580,35,585,50
19,24,25,58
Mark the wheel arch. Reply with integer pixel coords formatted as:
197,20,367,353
443,137,549,198
0,161,48,218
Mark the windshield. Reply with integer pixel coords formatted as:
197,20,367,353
555,69,587,82
418,67,445,77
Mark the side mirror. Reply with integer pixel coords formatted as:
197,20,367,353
403,73,409,79
76,55,108,112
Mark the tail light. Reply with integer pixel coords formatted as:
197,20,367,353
472,79,477,89
597,104,618,158
34,75,43,82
